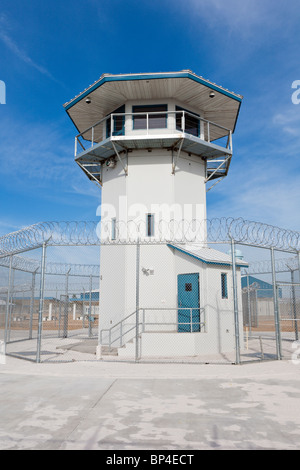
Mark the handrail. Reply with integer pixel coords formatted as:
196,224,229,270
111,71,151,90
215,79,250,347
75,110,232,156
100,308,137,345
100,307,206,351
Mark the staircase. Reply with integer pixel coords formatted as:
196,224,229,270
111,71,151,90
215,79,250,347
99,310,140,358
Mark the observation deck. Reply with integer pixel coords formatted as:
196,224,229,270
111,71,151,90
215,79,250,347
74,109,233,189
64,70,243,190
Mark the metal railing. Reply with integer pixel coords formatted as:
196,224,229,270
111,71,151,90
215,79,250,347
100,307,206,353
75,110,233,157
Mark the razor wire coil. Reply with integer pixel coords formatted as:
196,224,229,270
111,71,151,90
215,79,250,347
0,218,299,257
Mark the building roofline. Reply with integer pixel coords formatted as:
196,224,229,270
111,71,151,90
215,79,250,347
63,70,243,111
168,244,249,268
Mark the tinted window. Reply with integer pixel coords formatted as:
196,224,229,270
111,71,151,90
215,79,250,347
133,105,167,130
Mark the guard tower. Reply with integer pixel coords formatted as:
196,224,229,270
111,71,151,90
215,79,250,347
64,71,247,359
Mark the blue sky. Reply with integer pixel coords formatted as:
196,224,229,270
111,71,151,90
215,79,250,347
0,0,299,237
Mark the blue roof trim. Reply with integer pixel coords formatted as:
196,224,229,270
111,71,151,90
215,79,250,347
64,72,242,111
167,244,248,268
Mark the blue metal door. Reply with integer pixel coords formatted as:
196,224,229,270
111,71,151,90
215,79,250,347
178,274,200,332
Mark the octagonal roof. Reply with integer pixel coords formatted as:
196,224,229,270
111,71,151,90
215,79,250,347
64,70,243,135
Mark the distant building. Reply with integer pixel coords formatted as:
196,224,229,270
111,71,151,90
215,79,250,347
241,276,282,299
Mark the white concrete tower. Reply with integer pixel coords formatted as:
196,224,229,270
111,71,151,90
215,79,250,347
64,71,245,358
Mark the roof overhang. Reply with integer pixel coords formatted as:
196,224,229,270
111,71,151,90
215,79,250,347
64,70,243,136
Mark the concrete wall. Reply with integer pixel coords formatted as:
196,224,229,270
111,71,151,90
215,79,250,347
105,243,245,357
99,147,243,356
100,150,207,241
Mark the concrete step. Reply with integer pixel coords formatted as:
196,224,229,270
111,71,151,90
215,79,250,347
101,346,119,356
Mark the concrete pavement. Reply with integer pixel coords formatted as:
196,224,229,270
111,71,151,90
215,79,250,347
0,357,300,450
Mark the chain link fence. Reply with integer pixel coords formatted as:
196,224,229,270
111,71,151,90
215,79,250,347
0,247,100,362
0,219,299,365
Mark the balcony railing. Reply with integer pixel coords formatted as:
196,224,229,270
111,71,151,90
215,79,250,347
75,110,232,157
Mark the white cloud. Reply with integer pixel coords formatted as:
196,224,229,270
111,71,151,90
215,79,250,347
178,0,299,39
273,108,300,137
0,118,71,181
0,14,60,83
208,154,300,231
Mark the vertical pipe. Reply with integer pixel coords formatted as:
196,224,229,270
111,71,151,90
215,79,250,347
229,130,233,151
29,271,36,340
231,239,241,365
135,240,140,361
291,270,298,341
63,271,70,338
246,273,252,334
58,297,62,337
4,256,13,348
7,268,15,342
36,243,47,364
120,321,123,348
55,288,58,328
271,248,282,360
89,274,93,338
207,122,210,143
82,287,86,329
255,289,258,329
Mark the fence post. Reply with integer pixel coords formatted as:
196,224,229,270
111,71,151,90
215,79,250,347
135,239,140,361
36,242,47,363
7,267,15,343
291,269,299,341
4,256,13,349
271,248,282,360
89,274,93,338
246,273,252,334
298,252,300,340
63,269,71,339
82,287,86,329
29,270,37,340
231,239,241,364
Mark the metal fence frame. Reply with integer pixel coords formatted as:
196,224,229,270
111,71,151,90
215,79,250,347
0,218,299,364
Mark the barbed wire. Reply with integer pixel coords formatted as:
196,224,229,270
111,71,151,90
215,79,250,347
0,218,299,256
0,254,100,276
246,256,299,275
